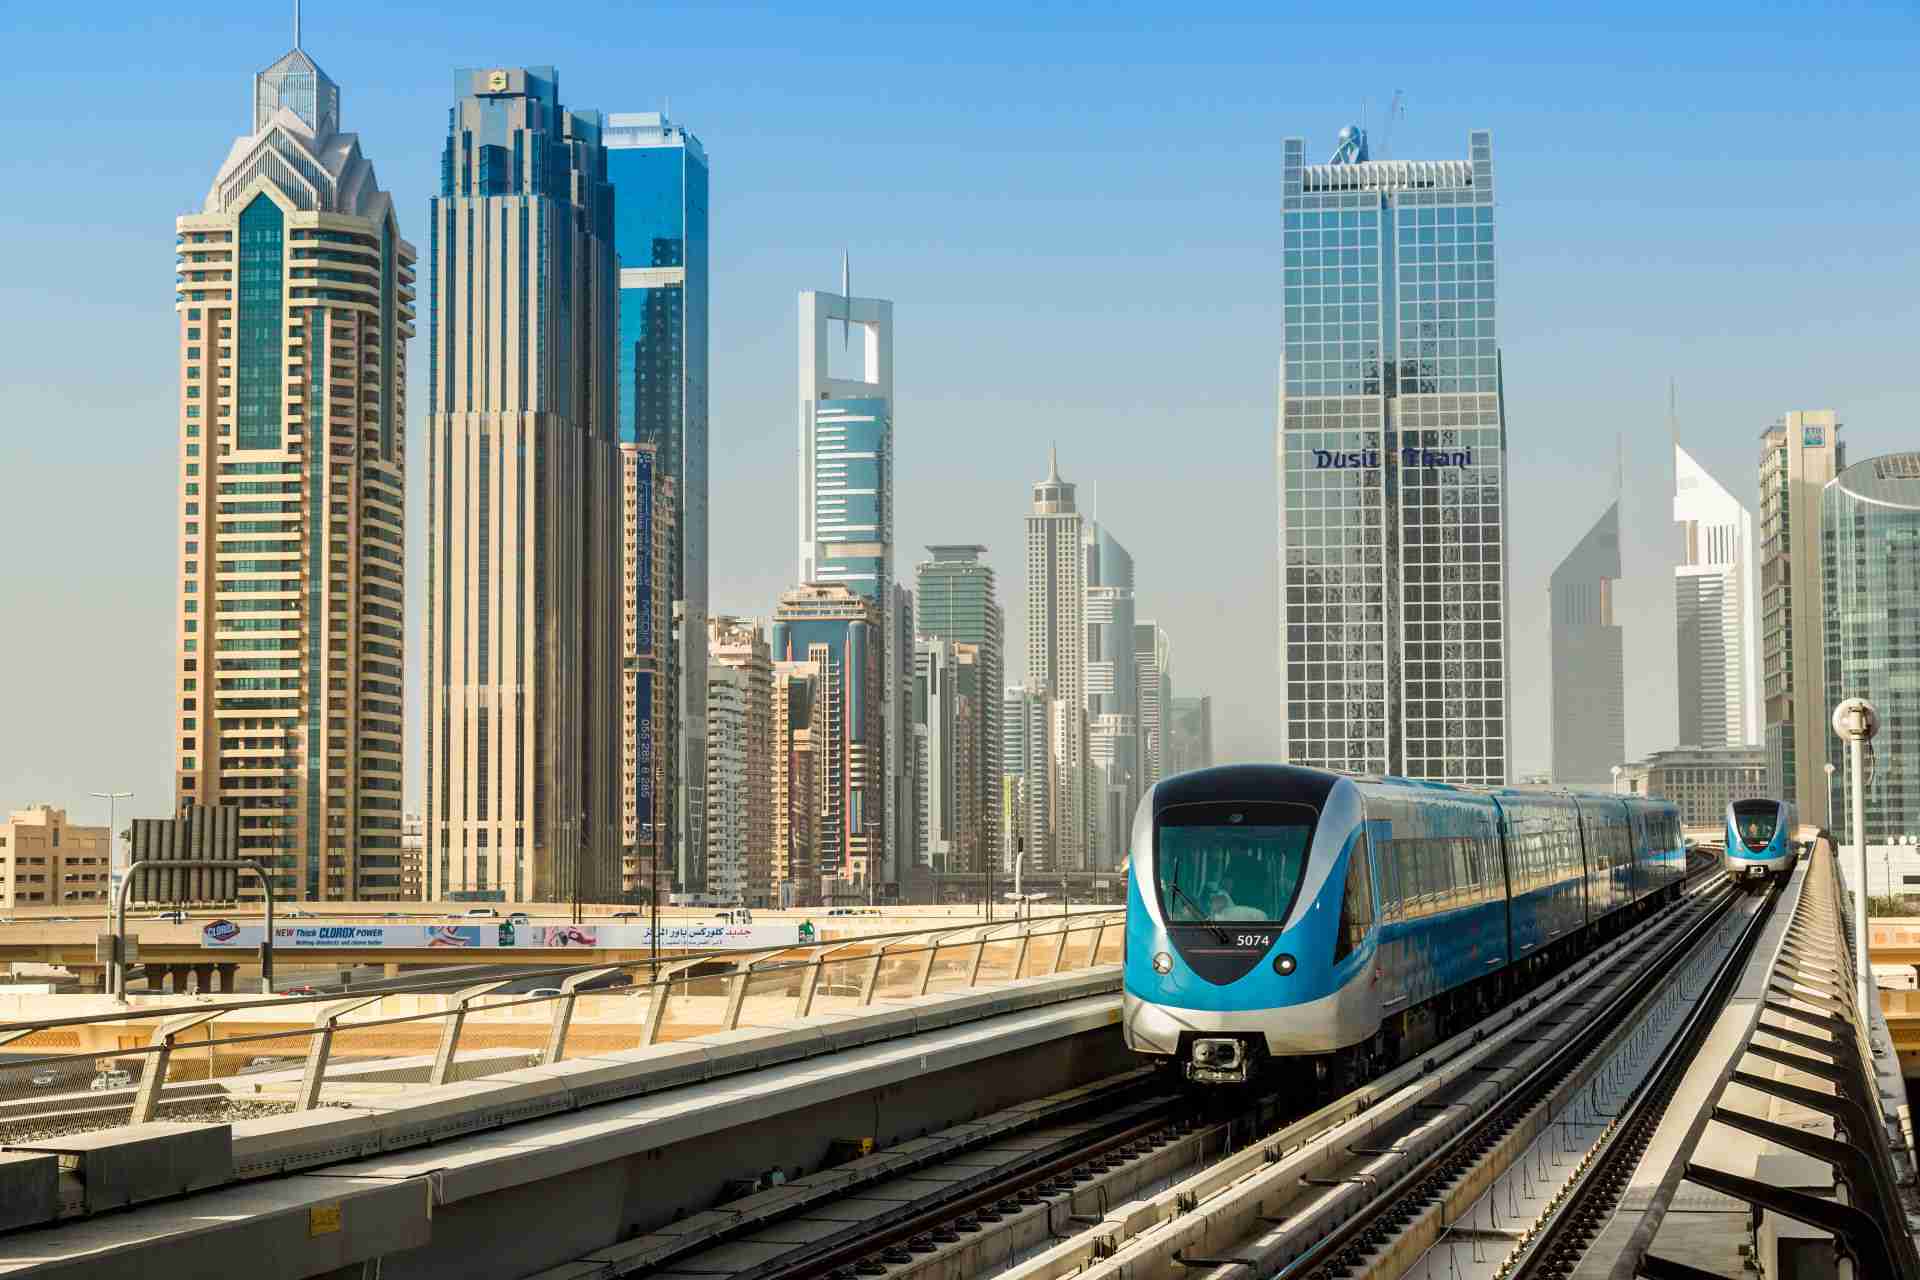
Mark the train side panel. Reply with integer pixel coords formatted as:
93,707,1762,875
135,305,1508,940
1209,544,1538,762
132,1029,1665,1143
1355,782,1507,1018
1572,794,1636,925
1491,792,1587,958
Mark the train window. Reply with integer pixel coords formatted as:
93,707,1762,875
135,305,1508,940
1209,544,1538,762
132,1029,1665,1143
1333,835,1374,962
1156,801,1317,925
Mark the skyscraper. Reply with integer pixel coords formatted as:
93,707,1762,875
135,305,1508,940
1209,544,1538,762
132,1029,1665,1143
1025,449,1087,870
799,282,900,887
1760,411,1842,827
1001,684,1051,878
606,111,710,898
1674,443,1759,748
1549,501,1625,785
620,441,675,895
914,545,1003,876
771,584,884,894
1134,622,1172,788
1822,453,1920,841
708,616,772,905
1084,522,1138,869
771,660,821,906
175,29,414,902
1277,127,1510,783
1167,696,1214,776
425,67,620,902
913,637,958,871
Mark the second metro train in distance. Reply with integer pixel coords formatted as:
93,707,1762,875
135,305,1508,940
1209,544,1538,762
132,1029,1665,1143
1123,764,1686,1086
1725,797,1798,889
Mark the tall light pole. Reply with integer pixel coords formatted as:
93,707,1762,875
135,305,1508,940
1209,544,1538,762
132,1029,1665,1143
1824,761,1836,840
1833,698,1880,1015
90,790,132,926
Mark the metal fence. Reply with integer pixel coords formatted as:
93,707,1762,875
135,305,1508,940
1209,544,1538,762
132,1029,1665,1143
0,910,1123,1136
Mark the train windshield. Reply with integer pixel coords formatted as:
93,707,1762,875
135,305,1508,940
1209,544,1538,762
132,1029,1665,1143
1730,800,1780,852
1156,802,1317,925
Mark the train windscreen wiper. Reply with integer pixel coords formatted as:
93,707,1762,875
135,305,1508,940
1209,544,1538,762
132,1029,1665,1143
1164,880,1231,944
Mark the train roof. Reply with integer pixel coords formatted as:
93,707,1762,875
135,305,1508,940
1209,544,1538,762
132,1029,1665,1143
1157,764,1677,812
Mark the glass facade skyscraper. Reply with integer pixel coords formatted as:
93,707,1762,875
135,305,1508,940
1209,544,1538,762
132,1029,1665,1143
1822,452,1920,841
1277,128,1509,783
914,546,1003,872
607,112,709,892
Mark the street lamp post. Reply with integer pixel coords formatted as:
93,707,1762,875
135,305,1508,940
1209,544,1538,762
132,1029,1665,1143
90,790,133,915
1833,699,1881,1015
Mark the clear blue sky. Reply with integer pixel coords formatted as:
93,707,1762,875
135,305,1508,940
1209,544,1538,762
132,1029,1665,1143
3,0,1917,826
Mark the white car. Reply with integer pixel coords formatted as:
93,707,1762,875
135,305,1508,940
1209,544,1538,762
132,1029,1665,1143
90,1070,132,1091
463,907,500,919
29,1072,56,1088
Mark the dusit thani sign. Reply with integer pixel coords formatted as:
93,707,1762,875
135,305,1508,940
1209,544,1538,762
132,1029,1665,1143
1313,447,1474,470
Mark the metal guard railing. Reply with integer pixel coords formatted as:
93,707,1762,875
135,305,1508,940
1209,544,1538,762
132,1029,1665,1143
0,911,1124,1131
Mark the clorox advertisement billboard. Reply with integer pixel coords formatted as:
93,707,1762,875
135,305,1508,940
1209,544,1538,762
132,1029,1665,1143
198,920,802,950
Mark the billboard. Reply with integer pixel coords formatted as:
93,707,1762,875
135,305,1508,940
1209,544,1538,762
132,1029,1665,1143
197,918,803,951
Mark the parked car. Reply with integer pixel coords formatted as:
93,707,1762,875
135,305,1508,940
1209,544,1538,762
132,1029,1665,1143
29,1072,56,1088
90,1070,132,1091
240,1057,286,1073
280,985,319,996
527,987,563,998
148,910,187,923
463,907,500,919
612,911,642,919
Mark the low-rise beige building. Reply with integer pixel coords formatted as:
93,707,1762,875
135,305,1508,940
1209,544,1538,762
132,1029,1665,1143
0,806,110,910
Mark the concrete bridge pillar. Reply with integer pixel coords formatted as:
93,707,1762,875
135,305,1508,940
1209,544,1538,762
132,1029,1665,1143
215,964,239,993
143,963,167,992
167,964,191,993
191,964,215,994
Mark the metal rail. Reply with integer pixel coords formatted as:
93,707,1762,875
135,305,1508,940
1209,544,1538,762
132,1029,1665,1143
1507,874,1782,1278
1266,879,1746,1280
0,911,1123,1129
1606,843,1920,1280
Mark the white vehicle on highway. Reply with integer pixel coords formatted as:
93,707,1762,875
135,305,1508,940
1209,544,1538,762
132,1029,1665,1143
29,1071,56,1088
90,1070,132,1091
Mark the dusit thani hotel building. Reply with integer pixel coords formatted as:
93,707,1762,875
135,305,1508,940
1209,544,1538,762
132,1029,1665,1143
1277,127,1509,784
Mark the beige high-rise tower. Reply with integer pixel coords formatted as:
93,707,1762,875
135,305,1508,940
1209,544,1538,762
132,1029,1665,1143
622,441,676,896
424,68,621,903
1026,448,1087,871
174,31,414,902
1759,410,1843,827
708,616,772,906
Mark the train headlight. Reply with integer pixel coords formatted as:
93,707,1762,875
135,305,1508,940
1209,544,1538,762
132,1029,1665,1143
1272,953,1297,976
1151,951,1173,975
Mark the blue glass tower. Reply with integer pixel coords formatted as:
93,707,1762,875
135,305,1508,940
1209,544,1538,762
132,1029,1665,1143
1277,128,1509,784
606,112,710,891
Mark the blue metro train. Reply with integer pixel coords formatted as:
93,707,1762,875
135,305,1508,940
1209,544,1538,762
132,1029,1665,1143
1725,797,1798,889
1123,764,1685,1085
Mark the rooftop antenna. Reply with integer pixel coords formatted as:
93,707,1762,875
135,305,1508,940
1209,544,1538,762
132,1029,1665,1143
1615,431,1625,502
1668,377,1679,447
1381,89,1405,160
293,0,301,47
840,249,852,351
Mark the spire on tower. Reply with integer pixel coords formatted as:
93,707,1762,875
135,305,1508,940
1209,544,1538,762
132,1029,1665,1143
294,0,301,48
840,249,850,350
1047,441,1060,482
